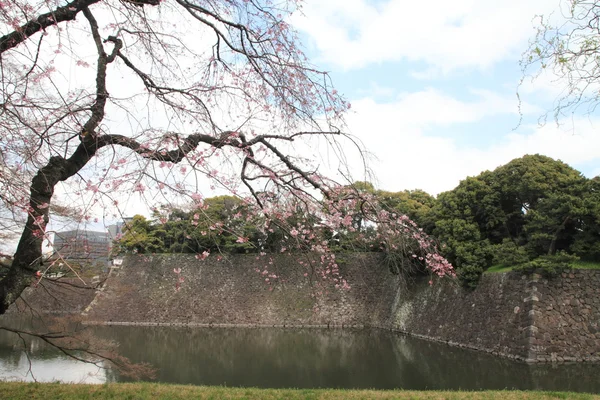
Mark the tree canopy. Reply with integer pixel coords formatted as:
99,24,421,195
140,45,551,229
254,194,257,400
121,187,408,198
115,196,257,255
429,154,599,286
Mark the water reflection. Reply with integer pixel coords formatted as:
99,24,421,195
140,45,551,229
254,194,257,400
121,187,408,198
0,320,106,383
0,321,599,392
0,354,105,383
95,326,600,392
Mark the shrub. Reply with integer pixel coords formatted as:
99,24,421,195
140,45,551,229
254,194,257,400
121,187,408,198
458,264,484,289
491,239,529,266
513,252,579,278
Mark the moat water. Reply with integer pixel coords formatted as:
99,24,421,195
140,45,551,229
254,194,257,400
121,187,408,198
0,319,599,392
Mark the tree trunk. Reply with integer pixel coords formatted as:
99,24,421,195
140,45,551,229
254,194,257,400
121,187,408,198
0,160,60,313
548,215,571,256
0,139,101,314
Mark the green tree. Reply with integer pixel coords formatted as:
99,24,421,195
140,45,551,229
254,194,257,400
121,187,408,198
114,215,163,254
431,154,594,286
115,196,259,255
431,177,495,286
162,196,253,254
377,189,437,233
571,177,600,261
490,155,587,256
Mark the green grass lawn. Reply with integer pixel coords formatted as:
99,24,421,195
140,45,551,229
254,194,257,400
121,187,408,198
571,260,600,270
485,260,600,274
0,382,598,400
485,265,515,273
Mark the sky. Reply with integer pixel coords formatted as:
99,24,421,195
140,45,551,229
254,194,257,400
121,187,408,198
288,0,600,195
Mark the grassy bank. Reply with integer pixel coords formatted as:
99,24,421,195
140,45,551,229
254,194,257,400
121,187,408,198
0,382,598,400
572,260,600,270
485,260,600,274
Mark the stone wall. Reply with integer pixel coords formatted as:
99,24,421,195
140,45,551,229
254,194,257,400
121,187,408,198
529,270,600,362
79,254,600,362
83,253,398,327
387,270,600,362
387,273,531,360
8,277,99,315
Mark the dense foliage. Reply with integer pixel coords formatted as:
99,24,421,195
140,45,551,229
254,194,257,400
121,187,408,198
114,196,257,255
430,155,599,286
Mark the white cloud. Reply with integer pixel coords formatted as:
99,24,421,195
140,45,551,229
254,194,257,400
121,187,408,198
345,90,600,195
350,87,532,130
356,81,397,98
409,67,441,81
293,0,556,73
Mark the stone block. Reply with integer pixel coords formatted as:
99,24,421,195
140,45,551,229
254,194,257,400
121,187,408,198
543,333,552,341
527,325,538,337
529,309,540,317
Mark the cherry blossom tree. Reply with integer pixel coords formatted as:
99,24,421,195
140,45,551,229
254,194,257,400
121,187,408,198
0,0,454,316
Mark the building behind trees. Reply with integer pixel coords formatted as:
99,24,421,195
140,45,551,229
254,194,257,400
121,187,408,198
52,230,111,261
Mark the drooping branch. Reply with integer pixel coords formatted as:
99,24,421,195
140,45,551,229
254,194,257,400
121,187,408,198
112,47,217,129
173,0,344,123
257,138,329,198
520,1,600,123
0,122,335,313
0,323,155,379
